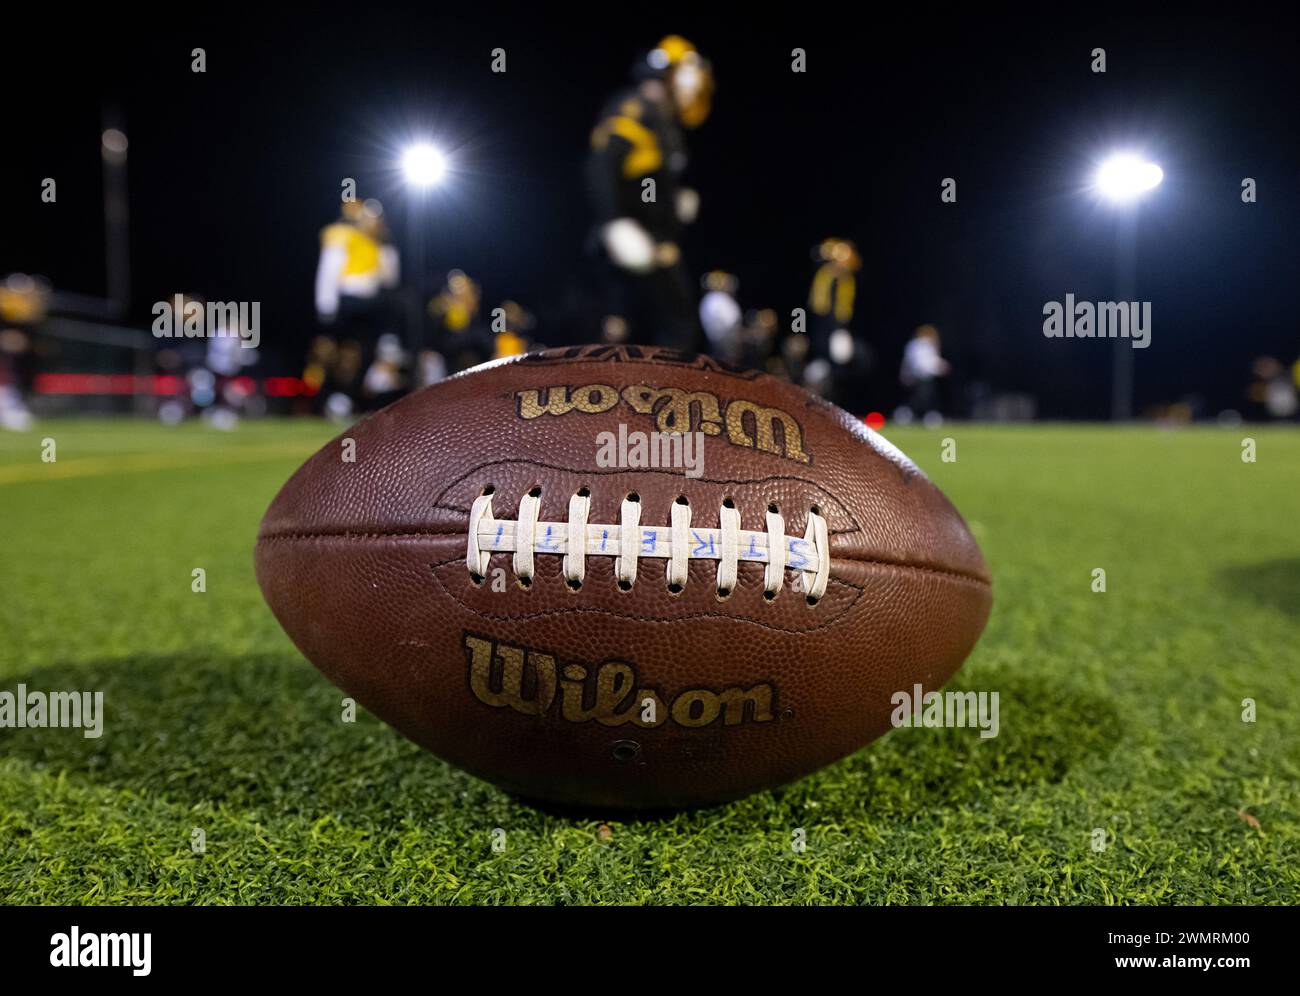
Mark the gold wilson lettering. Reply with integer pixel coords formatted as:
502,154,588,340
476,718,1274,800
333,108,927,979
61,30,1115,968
515,383,811,464
464,633,776,728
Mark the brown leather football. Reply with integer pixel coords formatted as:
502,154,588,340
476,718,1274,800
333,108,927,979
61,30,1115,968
255,345,991,809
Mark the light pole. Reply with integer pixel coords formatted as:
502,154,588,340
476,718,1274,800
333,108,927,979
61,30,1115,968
1093,153,1163,420
100,113,131,318
398,142,449,353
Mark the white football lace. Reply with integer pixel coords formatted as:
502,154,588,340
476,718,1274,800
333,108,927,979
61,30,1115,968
465,488,830,601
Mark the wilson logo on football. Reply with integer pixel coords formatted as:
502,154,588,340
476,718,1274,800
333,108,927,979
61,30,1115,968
464,633,775,729
515,383,812,464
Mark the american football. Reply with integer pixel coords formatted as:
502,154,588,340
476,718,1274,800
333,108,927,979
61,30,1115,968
255,345,992,807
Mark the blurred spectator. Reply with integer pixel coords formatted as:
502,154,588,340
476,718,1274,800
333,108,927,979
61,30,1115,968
896,324,952,425
699,271,742,363
0,273,46,431
1249,356,1298,419
0,329,34,431
415,348,448,389
739,307,779,373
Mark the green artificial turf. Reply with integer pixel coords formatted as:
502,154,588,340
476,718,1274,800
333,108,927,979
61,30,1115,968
1,418,1297,905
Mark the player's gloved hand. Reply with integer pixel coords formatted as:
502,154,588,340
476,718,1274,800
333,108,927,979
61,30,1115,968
675,188,700,224
829,328,854,364
601,218,656,273
654,241,681,267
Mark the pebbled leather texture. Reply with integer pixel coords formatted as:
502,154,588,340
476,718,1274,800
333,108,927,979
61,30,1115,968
255,345,992,809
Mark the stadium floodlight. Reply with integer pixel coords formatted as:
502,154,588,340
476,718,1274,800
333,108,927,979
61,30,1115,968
1094,153,1163,203
1092,151,1163,421
100,128,129,161
401,142,447,188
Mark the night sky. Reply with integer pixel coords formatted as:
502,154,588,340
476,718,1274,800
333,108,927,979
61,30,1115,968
6,9,1298,417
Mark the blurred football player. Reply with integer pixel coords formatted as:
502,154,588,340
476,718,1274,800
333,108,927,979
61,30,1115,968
429,269,488,373
300,335,337,415
361,333,409,411
202,308,259,429
588,35,713,350
805,239,873,404
781,332,810,387
808,239,860,354
491,299,535,359
314,198,401,415
155,293,209,425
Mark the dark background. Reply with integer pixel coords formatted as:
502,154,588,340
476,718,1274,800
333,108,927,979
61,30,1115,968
4,8,1297,416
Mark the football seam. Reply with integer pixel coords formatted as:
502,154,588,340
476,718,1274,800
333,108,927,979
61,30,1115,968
255,530,992,587
432,594,861,633
428,463,861,528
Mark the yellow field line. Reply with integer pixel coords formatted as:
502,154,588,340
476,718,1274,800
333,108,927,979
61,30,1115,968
0,442,317,484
